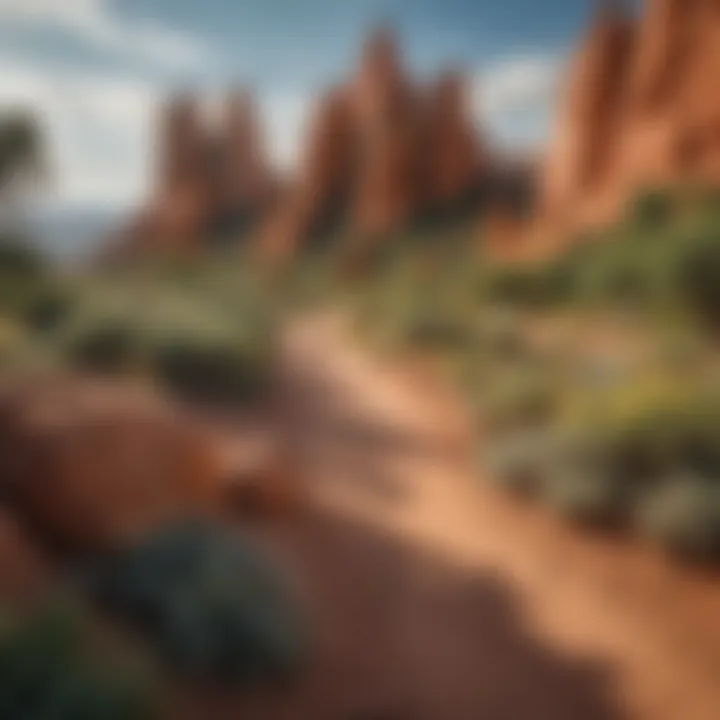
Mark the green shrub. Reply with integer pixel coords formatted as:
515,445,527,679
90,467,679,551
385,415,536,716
0,236,44,281
673,228,720,329
152,336,269,404
636,475,720,558
89,522,307,683
20,283,75,333
628,188,674,228
542,464,630,527
481,428,567,496
64,315,140,374
0,603,155,720
473,311,529,361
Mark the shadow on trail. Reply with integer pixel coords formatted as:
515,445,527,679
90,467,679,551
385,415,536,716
185,502,627,720
180,316,628,719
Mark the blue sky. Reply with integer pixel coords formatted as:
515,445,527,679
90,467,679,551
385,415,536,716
0,0,600,210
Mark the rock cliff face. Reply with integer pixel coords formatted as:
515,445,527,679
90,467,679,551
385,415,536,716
260,27,488,260
120,26,493,262
351,28,423,238
258,86,358,262
120,27,502,261
540,1,636,234
423,71,484,210
538,0,720,243
119,89,276,259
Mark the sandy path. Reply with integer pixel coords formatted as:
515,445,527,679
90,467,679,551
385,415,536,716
185,315,720,720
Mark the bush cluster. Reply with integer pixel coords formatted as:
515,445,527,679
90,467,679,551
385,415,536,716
89,522,307,683
0,602,155,720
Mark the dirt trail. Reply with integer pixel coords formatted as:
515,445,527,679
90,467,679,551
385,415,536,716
192,315,720,720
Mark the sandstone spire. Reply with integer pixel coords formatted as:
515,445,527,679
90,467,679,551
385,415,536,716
257,86,358,261
147,93,211,252
423,69,484,210
352,26,422,237
224,89,274,209
540,0,636,228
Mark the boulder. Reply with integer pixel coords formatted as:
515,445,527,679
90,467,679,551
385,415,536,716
0,378,223,552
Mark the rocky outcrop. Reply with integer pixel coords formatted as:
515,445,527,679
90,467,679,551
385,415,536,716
118,89,276,259
119,27,496,262
0,378,223,551
351,27,423,238
260,27,489,260
259,87,357,261
540,1,636,234
211,90,277,234
423,70,484,210
538,0,720,244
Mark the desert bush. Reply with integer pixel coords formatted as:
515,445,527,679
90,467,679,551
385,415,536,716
628,188,675,228
152,335,269,404
143,299,273,404
89,521,307,683
63,314,140,375
0,602,156,720
49,281,275,404
22,288,72,333
479,370,560,433
0,236,44,281
672,227,720,329
541,461,631,527
636,475,720,558
561,377,720,485
481,428,568,496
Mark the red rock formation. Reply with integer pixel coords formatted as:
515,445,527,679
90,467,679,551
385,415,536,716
540,0,636,232
259,86,357,261
424,70,484,209
665,0,720,183
352,27,423,237
537,0,720,246
118,26,493,261
615,0,701,195
146,93,211,252
116,89,277,259
0,378,224,552
214,89,276,220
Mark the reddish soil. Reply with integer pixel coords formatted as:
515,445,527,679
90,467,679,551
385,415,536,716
176,315,720,720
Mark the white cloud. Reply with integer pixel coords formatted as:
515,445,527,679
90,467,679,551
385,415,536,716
0,0,211,71
474,53,563,150
0,56,156,207
261,92,312,172
0,53,313,209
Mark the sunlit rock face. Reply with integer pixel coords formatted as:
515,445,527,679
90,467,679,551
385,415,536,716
117,26,500,262
615,0,700,195
211,90,277,234
537,0,720,245
261,25,495,260
117,89,277,259
539,1,636,235
147,93,212,252
0,379,224,552
351,27,424,238
258,86,358,262
423,70,485,211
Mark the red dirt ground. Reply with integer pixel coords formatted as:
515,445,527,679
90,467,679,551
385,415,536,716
174,315,720,720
